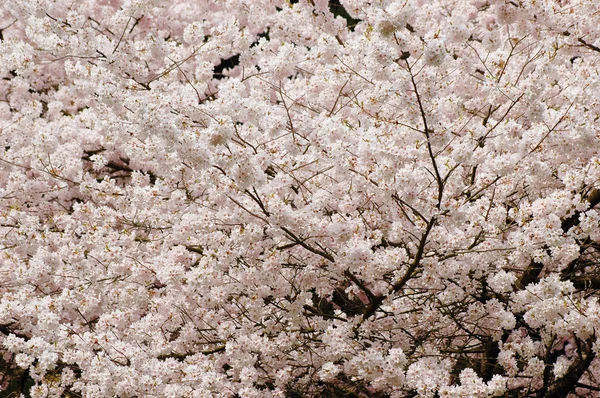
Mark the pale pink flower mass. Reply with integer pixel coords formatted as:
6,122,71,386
1,0,600,396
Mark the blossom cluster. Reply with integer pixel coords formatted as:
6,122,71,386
1,0,600,396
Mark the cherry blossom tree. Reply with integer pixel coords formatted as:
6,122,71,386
1,0,600,396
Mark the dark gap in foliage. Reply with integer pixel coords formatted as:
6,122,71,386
213,54,241,80
328,0,361,31
250,29,270,48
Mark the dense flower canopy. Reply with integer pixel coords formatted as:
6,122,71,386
1,0,600,396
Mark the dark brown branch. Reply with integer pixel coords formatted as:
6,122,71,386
406,60,444,208
245,187,271,216
280,226,334,262
578,38,600,53
156,345,225,361
184,245,204,255
546,340,595,398
343,270,376,302
303,304,348,322
362,216,436,320
575,382,600,392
